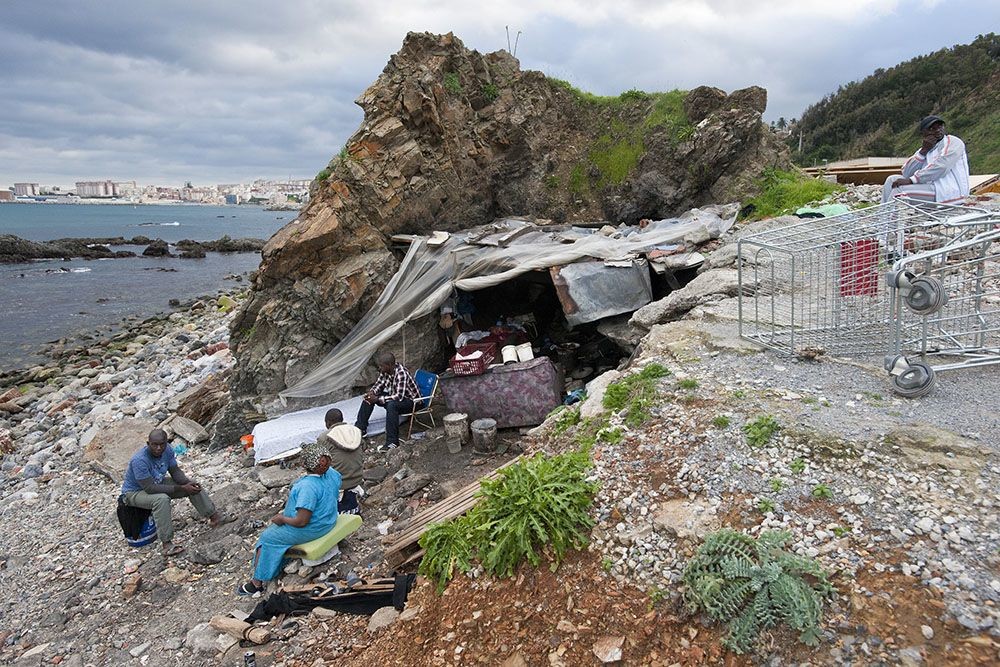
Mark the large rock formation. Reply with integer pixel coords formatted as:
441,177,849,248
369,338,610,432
230,31,790,401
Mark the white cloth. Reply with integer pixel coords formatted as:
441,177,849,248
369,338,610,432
252,395,387,463
899,134,969,203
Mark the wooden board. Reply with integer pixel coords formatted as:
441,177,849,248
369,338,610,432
382,456,522,567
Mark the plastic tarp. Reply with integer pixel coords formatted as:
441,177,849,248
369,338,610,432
252,395,388,463
280,206,736,400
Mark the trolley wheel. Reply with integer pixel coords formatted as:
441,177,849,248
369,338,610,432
904,276,947,315
890,361,936,398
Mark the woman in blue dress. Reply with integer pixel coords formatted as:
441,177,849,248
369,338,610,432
237,442,341,595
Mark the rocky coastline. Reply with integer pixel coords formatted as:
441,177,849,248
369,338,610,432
0,234,266,264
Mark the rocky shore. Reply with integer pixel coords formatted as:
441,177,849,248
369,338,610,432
0,234,265,264
2,188,999,666
0,290,520,666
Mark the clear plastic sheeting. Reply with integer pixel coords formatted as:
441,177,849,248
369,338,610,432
280,208,736,400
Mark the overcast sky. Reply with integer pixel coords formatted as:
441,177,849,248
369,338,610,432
1,0,996,188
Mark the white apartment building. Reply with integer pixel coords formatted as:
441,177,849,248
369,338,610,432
13,183,40,196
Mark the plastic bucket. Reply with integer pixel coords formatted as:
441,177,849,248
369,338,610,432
515,343,534,362
471,418,498,452
443,413,469,454
501,345,518,364
126,516,157,548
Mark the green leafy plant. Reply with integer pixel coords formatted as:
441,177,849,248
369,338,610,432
599,426,624,445
550,405,581,435
481,82,499,102
682,529,834,654
314,167,331,183
419,449,598,590
740,169,843,221
543,174,559,190
603,363,670,427
756,498,776,514
418,515,478,593
678,378,699,390
830,525,849,538
811,484,833,500
444,72,462,95
712,415,731,429
769,478,784,492
648,586,668,609
475,448,597,578
731,389,746,399
589,127,644,186
743,415,780,447
602,557,614,572
790,458,806,474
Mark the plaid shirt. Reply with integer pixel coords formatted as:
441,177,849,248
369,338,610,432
370,362,419,402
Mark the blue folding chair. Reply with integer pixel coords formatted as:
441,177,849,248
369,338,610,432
405,369,439,437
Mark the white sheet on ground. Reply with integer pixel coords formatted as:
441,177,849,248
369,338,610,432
253,395,388,464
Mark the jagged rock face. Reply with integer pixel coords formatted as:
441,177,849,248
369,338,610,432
230,31,790,401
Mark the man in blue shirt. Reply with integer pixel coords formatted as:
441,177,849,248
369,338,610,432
121,428,226,556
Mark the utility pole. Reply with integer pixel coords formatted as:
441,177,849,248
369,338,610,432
798,131,803,153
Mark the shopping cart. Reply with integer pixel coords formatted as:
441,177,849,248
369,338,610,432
737,198,1000,396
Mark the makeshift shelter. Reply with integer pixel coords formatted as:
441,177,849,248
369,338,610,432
279,206,737,401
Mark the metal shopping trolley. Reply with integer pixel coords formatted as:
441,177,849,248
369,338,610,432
737,198,1000,396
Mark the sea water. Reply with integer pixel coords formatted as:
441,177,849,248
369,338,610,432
0,203,289,371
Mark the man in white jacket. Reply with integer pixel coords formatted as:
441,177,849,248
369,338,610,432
882,115,970,204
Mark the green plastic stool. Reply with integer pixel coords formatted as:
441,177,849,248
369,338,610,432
285,514,362,564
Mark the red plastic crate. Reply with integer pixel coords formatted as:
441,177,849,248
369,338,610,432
449,342,497,376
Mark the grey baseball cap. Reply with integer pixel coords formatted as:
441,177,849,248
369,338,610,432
919,115,945,131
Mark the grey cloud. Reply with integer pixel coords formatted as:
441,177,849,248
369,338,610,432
1,0,997,187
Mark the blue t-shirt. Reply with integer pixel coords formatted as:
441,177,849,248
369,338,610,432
283,468,342,532
122,445,178,494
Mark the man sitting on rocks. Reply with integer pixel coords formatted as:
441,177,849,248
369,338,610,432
120,428,228,556
882,115,969,204
355,351,419,452
317,408,365,515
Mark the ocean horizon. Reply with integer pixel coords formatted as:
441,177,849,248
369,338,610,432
0,203,287,371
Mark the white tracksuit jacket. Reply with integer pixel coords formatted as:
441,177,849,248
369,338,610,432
901,134,970,203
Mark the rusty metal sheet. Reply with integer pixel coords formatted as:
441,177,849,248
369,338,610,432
549,259,653,326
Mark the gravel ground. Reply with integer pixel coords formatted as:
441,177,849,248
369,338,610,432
568,318,999,664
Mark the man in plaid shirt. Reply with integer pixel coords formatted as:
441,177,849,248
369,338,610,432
355,351,419,450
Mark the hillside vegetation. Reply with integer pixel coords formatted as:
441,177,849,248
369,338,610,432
792,33,1000,173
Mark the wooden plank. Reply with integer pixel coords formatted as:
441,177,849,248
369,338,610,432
383,457,522,565
385,466,501,542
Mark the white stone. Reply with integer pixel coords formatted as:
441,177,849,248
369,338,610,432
367,606,400,633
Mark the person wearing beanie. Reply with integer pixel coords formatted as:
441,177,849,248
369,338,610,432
237,441,341,596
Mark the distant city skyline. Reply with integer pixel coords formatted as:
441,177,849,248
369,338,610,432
5,176,312,191
2,1,998,186
3,178,312,206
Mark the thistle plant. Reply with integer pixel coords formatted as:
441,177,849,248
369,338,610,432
682,529,834,654
419,448,598,590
